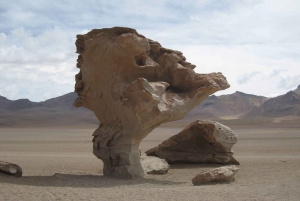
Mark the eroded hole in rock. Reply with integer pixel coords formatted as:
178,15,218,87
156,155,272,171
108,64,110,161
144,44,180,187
109,156,113,166
166,85,184,93
178,61,185,67
107,139,113,146
135,54,146,66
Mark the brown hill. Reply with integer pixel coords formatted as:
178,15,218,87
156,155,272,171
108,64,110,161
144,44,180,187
1,86,299,127
0,93,98,127
183,91,267,121
0,96,39,113
242,86,300,118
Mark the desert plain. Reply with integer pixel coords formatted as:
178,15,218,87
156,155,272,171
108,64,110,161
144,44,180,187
0,117,300,201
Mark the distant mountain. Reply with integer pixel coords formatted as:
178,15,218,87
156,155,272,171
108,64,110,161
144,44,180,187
295,85,300,94
40,92,79,109
1,86,299,127
0,93,98,127
242,85,300,118
0,96,40,112
184,91,267,121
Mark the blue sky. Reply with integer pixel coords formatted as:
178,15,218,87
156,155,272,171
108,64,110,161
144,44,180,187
1,0,300,101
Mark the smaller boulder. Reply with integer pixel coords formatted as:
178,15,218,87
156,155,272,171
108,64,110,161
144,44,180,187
140,156,170,175
192,165,239,185
0,160,22,177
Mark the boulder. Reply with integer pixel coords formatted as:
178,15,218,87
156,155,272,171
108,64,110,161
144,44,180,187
146,120,239,165
192,165,239,185
140,156,169,175
74,27,230,178
0,160,22,177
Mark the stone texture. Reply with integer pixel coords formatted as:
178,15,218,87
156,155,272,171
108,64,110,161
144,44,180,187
0,160,22,177
146,120,239,165
74,27,230,178
140,156,169,175
192,165,239,185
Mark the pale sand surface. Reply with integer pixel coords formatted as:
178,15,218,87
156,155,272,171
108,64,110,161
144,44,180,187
0,124,300,201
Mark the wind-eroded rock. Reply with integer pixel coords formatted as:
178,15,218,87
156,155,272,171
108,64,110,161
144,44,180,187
146,120,239,165
74,27,230,178
140,156,169,175
192,165,239,185
0,160,22,177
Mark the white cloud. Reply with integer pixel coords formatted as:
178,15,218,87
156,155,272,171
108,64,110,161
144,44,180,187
237,71,261,84
174,43,300,97
0,65,75,101
0,27,76,101
1,27,75,64
0,0,299,101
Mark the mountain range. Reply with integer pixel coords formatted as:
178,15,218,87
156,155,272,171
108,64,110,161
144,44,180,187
185,85,300,120
0,93,98,127
1,85,299,127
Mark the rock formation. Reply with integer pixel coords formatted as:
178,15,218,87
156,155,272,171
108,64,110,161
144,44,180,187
0,160,22,177
140,156,169,175
146,120,239,165
74,27,230,178
192,165,239,185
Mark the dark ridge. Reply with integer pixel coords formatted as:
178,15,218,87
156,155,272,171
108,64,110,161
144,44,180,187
8,99,38,110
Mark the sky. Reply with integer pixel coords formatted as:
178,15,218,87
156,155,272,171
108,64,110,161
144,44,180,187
1,0,300,102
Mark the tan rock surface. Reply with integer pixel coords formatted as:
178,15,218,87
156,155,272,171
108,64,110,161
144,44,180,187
74,27,229,178
0,160,22,177
192,165,239,185
146,120,239,165
140,156,169,175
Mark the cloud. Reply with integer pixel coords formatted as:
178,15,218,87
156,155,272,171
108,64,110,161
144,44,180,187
0,27,75,64
0,66,74,101
0,27,77,101
269,69,285,77
175,44,300,97
0,0,300,101
237,71,260,84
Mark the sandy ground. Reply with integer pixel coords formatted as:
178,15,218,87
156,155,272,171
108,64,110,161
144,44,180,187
0,123,300,201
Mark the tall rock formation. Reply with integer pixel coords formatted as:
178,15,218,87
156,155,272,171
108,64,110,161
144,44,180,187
73,27,230,178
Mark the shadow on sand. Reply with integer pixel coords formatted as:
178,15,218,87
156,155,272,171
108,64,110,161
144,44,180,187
0,173,185,188
170,163,223,169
